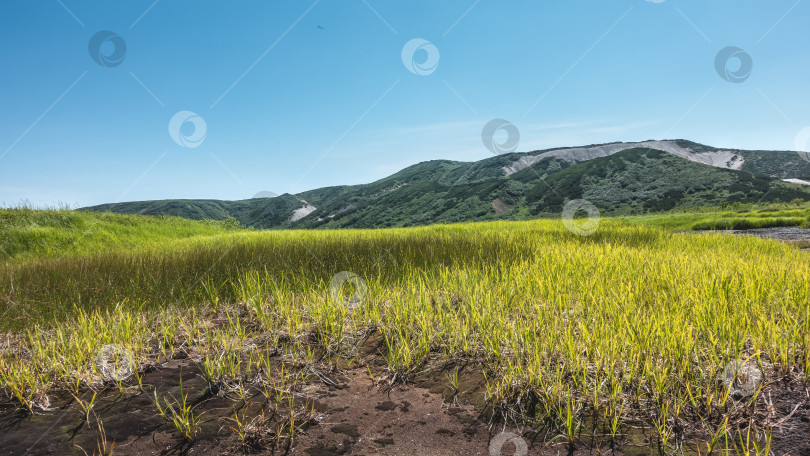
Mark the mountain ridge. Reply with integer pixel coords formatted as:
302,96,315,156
82,139,810,229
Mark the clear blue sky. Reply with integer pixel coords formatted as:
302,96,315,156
1,0,808,207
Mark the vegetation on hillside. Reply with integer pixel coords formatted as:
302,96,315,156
523,149,810,214
84,194,304,229
81,143,810,230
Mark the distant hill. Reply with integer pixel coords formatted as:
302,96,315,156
81,140,810,229
86,194,306,228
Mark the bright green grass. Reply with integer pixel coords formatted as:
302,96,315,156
619,207,810,230
2,204,808,265
0,208,243,262
1,206,809,335
1,210,807,335
1,208,807,451
0,203,810,264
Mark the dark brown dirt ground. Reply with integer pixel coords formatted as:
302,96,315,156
2,357,808,456
0,361,600,456
2,324,809,455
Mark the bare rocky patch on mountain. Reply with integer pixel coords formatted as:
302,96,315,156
502,140,744,176
491,198,513,214
82,140,810,229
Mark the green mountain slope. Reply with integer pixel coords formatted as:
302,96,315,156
81,140,810,229
521,148,809,214
674,140,810,179
87,194,306,228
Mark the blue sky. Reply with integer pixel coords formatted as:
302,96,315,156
1,0,808,207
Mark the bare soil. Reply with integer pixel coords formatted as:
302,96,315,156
0,360,593,456
2,354,809,456
3,295,810,455
490,199,514,215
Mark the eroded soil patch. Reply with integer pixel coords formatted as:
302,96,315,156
2,357,809,455
0,361,582,456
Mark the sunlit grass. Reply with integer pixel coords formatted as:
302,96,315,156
0,211,807,452
619,206,810,230
0,206,241,263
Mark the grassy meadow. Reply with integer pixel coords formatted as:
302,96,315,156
0,207,242,262
0,207,808,453
618,205,810,231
